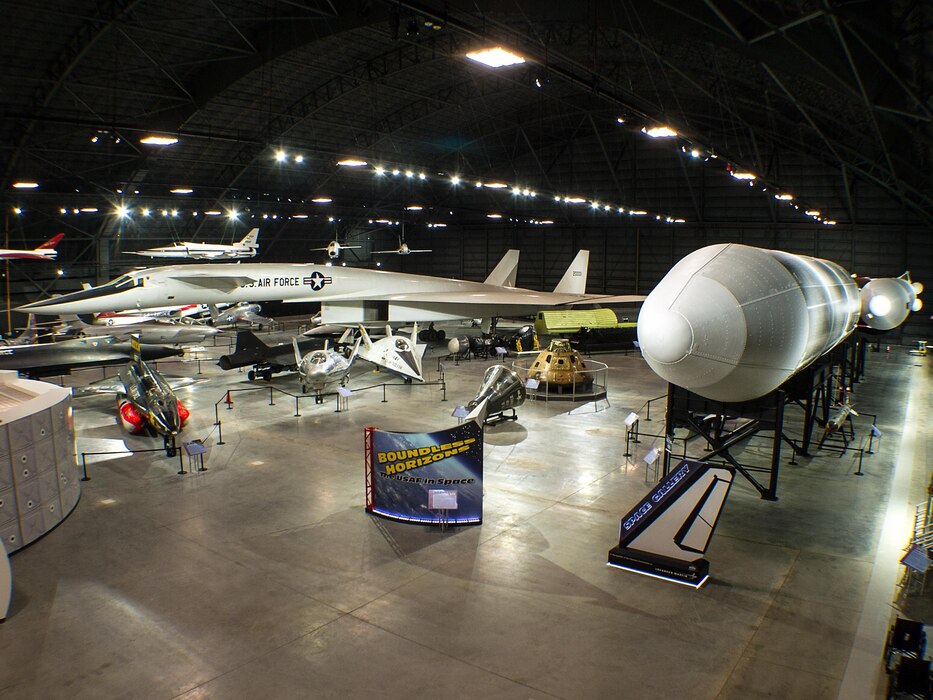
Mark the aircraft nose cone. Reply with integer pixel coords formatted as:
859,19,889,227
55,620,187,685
638,308,693,365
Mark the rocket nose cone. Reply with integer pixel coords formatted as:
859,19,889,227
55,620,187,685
638,309,693,364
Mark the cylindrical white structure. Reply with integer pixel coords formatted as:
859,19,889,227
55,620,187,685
859,275,919,331
637,243,861,402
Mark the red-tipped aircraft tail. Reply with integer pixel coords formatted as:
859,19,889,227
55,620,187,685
37,233,64,250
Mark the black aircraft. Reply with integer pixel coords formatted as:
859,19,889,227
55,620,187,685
0,335,183,378
218,331,331,380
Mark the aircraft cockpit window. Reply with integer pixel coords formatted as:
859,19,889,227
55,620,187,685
310,354,327,364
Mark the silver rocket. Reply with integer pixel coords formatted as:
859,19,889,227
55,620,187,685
637,243,921,402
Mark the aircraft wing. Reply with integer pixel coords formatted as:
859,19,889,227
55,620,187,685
291,289,643,307
73,375,203,397
168,274,257,292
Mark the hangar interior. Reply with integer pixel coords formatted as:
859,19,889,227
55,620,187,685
0,1,931,698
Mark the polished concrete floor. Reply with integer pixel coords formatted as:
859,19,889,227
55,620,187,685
0,327,930,699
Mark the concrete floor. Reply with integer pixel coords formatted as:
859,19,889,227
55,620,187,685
0,328,930,699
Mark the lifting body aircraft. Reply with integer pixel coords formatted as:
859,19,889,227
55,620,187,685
126,228,259,260
292,337,359,400
20,249,645,325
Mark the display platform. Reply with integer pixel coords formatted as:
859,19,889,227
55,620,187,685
608,459,734,588
0,371,79,553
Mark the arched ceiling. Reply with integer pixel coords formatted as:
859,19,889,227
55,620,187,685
2,0,930,247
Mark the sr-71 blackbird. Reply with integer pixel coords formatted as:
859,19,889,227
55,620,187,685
18,249,645,323
0,335,182,378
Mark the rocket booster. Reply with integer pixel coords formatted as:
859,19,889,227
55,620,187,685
859,274,923,331
637,243,921,403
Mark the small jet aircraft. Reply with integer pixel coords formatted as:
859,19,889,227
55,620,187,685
116,337,189,455
355,324,426,383
208,302,273,329
373,238,431,256
0,233,64,260
292,336,359,400
217,329,350,380
59,314,221,345
18,249,647,324
0,335,182,378
0,315,41,346
312,240,362,260
127,228,259,260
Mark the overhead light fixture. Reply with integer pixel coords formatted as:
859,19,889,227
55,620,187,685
293,214,308,219
405,205,423,211
405,170,414,178
275,150,287,162
450,175,461,185
337,158,368,167
466,47,525,68
142,208,150,216
171,209,178,216
227,210,239,219
374,166,385,175
418,172,426,180
59,207,67,214
140,135,178,146
730,171,756,180
565,196,586,204
80,207,98,213
805,210,821,217
204,210,221,216
774,193,794,201
294,154,304,163
311,197,332,204
641,126,678,138
115,205,129,217
486,213,503,219
170,187,193,194
823,220,837,225
629,210,647,215
484,182,508,189
427,222,447,228
12,207,22,215
12,181,38,189
56,269,64,276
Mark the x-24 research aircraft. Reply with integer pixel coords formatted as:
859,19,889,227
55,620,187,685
19,249,645,322
126,228,259,260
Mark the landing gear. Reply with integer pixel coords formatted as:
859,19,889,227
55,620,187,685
164,434,177,458
247,370,255,381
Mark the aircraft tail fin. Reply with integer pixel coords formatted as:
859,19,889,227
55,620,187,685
553,250,590,294
484,249,520,287
18,314,39,343
37,233,64,250
358,325,373,350
234,330,268,353
238,228,260,249
411,322,418,344
129,333,142,365
291,337,303,366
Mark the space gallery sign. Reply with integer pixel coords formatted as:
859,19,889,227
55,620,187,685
365,421,483,525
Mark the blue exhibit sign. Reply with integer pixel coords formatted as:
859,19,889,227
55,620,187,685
365,421,483,525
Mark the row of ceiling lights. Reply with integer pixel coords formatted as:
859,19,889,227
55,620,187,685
10,47,833,226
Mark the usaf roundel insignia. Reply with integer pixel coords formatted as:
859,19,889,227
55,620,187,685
303,271,333,291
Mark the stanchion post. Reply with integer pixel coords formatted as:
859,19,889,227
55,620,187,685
217,419,224,445
177,445,186,475
80,453,90,481
854,449,864,476
295,396,300,417
382,384,387,403
269,387,275,406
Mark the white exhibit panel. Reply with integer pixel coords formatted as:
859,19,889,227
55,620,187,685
0,371,78,553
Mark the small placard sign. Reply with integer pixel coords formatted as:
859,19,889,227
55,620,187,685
337,386,352,397
428,489,458,510
183,440,208,456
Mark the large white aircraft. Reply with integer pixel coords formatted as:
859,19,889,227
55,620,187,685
18,249,645,323
0,233,64,260
126,228,259,260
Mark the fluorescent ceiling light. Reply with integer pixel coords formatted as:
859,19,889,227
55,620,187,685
337,158,368,167
292,214,308,219
823,220,836,225
140,135,178,146
311,197,332,203
484,182,508,189
80,207,98,213
641,126,678,138
565,196,586,204
170,187,193,194
774,193,793,201
12,181,38,189
405,205,423,211
805,210,820,217
466,47,526,68
204,210,221,216
629,210,647,215
427,223,447,228
486,213,503,219
730,171,756,180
